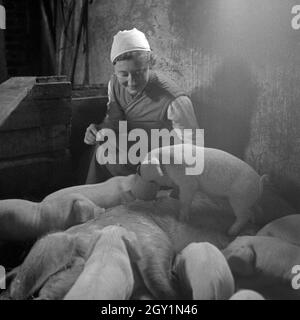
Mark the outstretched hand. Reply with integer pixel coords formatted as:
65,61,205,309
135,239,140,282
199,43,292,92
84,124,99,145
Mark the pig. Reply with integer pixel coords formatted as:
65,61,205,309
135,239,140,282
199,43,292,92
8,200,183,300
257,214,300,246
64,225,141,300
0,194,103,242
223,235,300,299
133,144,267,236
0,175,138,242
229,290,265,300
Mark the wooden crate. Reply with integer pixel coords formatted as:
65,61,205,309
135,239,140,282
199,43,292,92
0,151,72,199
0,76,72,199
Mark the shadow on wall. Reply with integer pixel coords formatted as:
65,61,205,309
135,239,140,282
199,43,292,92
191,57,259,160
270,173,300,212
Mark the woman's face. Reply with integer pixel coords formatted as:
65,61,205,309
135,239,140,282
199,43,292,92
114,56,150,96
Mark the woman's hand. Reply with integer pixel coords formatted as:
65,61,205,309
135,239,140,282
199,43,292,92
84,124,99,145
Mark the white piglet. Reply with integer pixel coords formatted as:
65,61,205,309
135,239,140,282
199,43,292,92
0,175,137,242
133,144,267,236
64,225,141,300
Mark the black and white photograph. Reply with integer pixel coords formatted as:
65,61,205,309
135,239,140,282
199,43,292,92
1,0,300,304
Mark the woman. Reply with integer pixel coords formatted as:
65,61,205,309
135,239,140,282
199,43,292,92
84,28,199,184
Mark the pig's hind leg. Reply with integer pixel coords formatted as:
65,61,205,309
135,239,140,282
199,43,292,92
178,179,198,222
228,197,254,236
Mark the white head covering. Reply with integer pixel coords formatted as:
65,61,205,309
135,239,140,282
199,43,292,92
110,28,151,63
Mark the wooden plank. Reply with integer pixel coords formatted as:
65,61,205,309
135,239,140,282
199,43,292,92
0,77,71,128
0,77,36,90
72,86,108,98
0,125,70,159
36,76,68,83
0,150,69,169
0,77,36,126
26,82,71,100
0,99,71,131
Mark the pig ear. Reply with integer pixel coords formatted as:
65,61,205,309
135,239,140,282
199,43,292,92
122,232,141,262
6,266,19,287
78,228,106,260
224,244,256,276
71,195,98,223
131,174,159,201
156,165,164,177
170,186,180,199
149,157,163,176
93,206,105,218
10,233,76,300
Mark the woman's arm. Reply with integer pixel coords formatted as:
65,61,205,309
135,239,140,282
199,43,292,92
84,81,124,145
167,96,200,144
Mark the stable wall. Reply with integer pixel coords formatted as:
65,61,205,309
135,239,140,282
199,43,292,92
0,0,7,83
71,0,300,208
